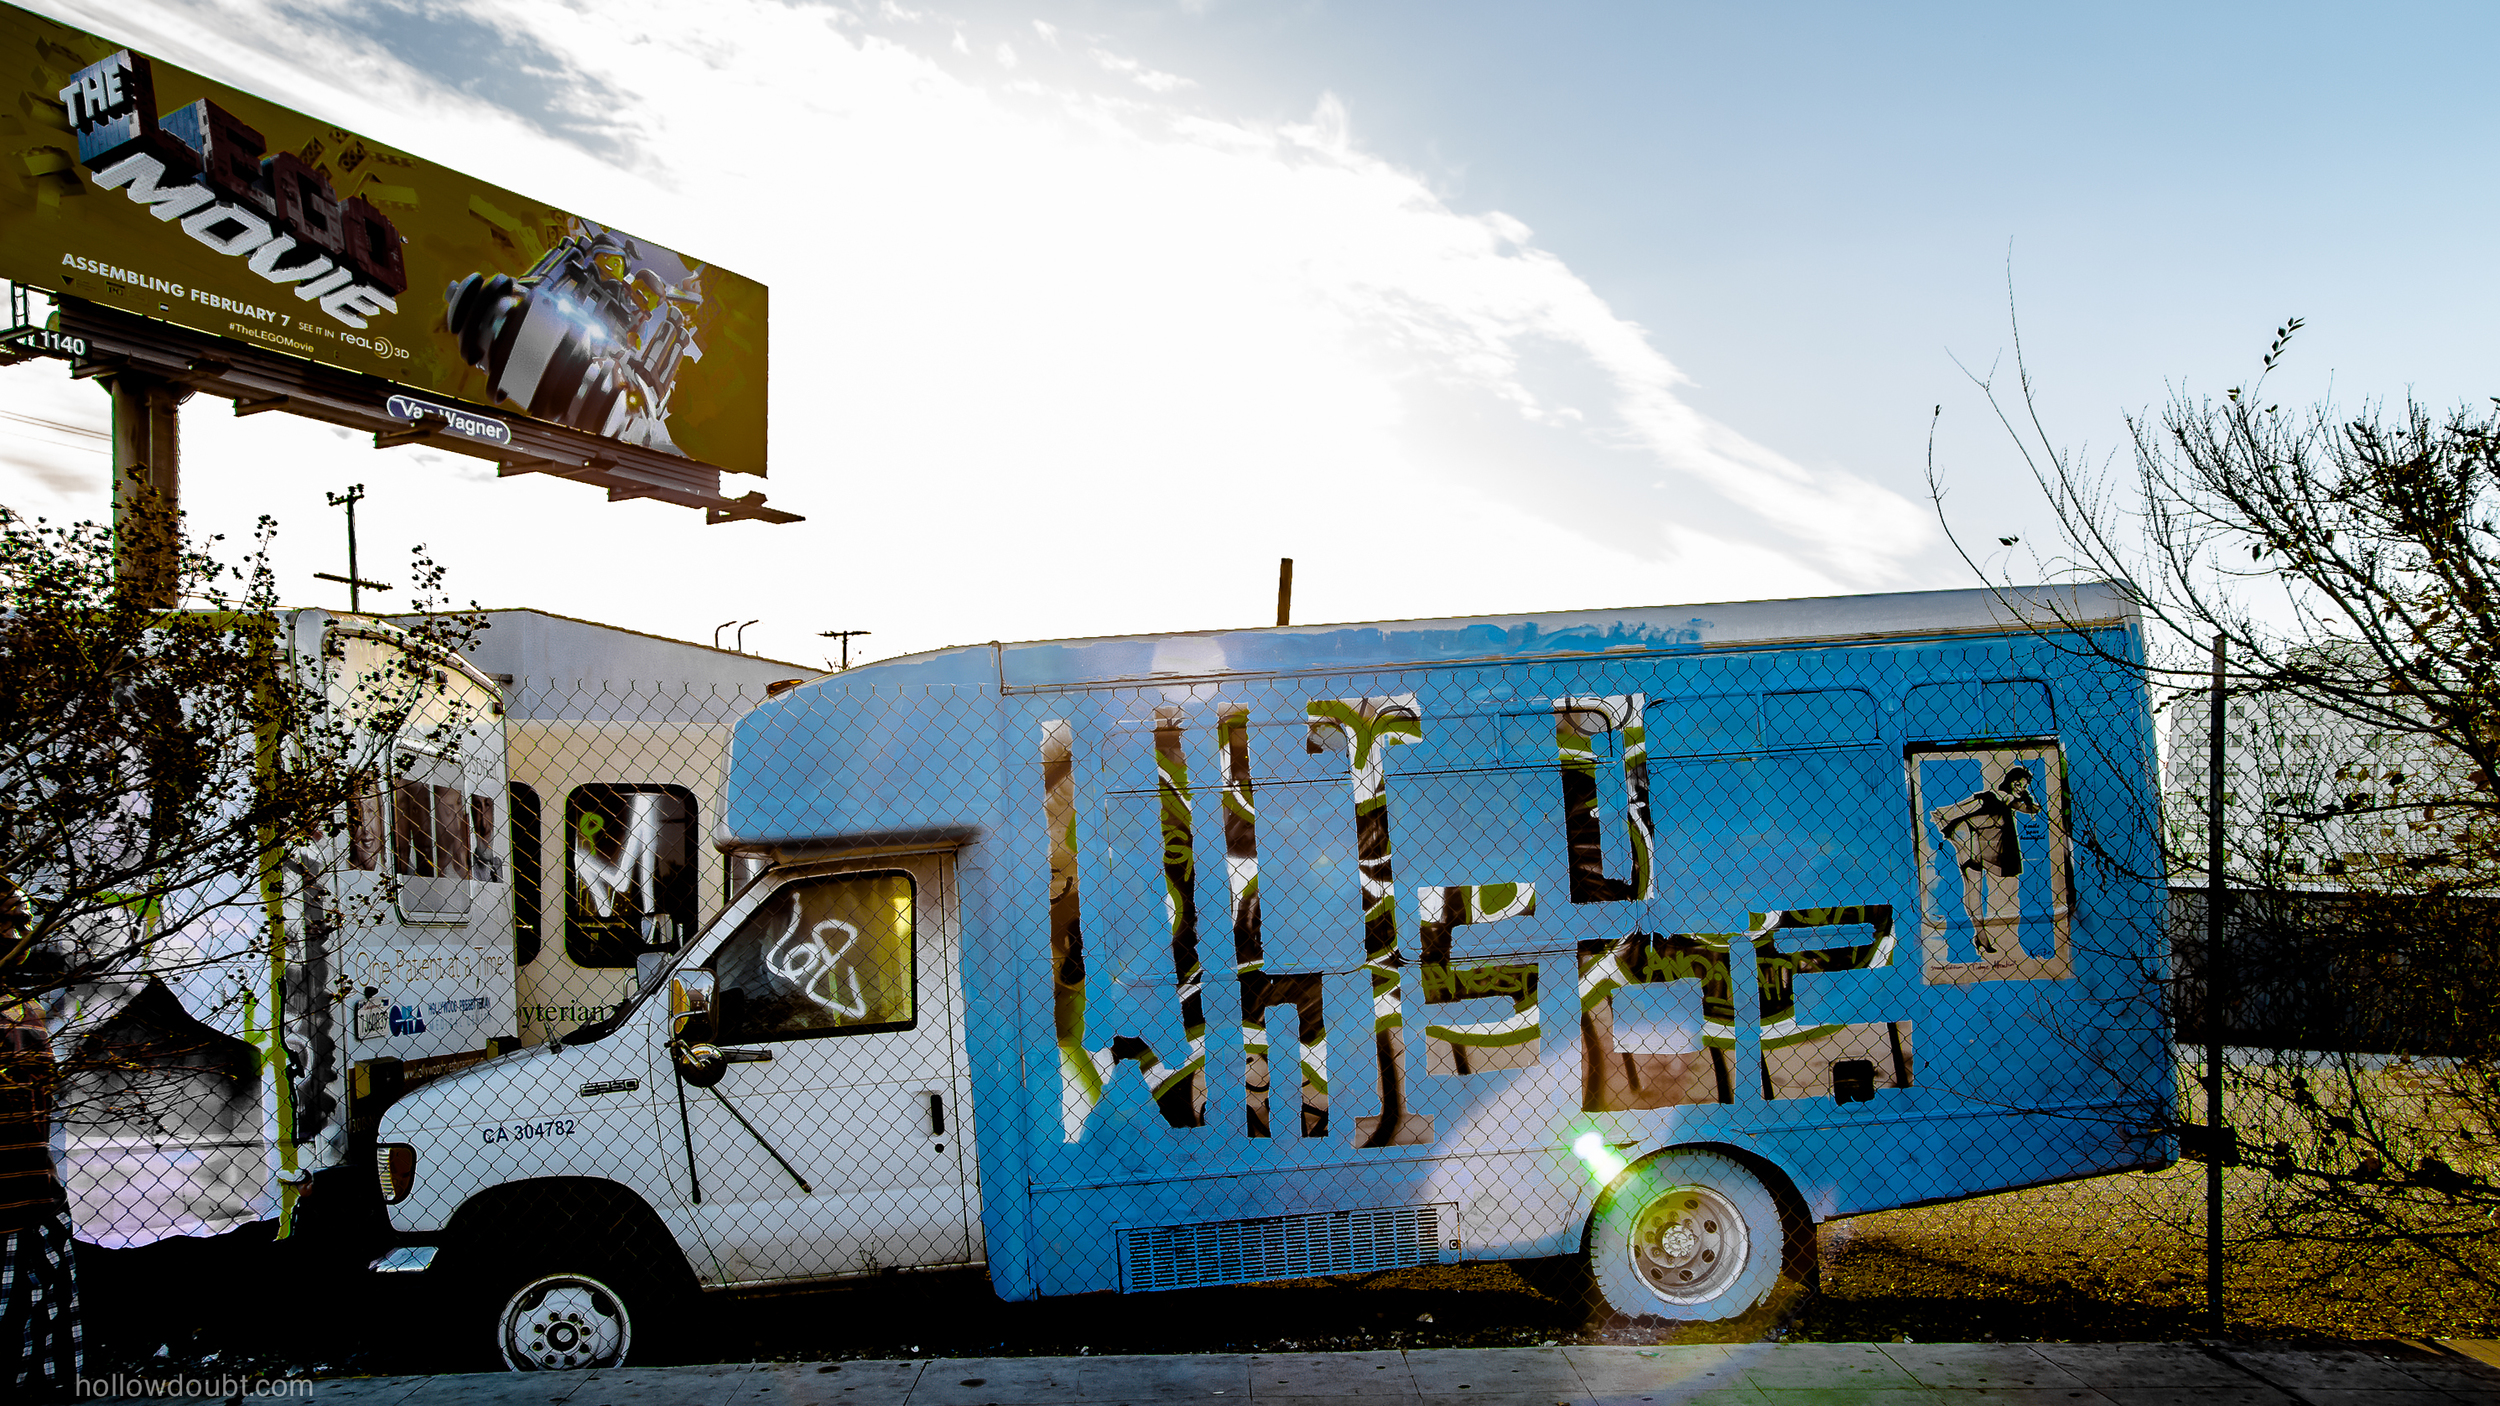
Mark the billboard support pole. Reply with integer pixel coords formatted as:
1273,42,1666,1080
104,369,187,608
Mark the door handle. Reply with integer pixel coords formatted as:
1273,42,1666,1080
927,1092,945,1136
721,1046,773,1064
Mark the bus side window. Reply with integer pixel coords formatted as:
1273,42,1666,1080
564,784,697,969
348,785,385,871
433,785,472,881
510,783,542,967
1756,907,1913,1101
393,779,436,878
468,794,503,884
1904,680,2055,740
391,753,476,917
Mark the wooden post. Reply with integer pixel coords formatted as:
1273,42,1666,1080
1276,558,1294,627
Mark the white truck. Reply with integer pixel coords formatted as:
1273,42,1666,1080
56,608,808,1253
54,610,511,1249
372,585,2174,1369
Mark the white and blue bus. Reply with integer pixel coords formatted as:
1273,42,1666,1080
375,584,2169,1368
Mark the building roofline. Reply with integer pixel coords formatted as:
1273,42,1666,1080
391,606,819,673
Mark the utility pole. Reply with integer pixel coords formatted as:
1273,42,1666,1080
1276,557,1294,627
819,630,871,671
316,484,393,613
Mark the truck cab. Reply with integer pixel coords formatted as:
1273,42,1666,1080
373,846,978,1369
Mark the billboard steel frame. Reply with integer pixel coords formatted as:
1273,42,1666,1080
9,295,796,526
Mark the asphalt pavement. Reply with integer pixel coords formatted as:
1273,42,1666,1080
91,1340,2500,1405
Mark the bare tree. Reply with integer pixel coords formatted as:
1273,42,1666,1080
0,496,478,1215
1938,315,2500,1295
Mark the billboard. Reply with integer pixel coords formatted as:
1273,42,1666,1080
0,4,766,476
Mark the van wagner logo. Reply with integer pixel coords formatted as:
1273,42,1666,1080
385,393,510,446
58,49,406,329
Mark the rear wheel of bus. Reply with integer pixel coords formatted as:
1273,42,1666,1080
1584,1148,1805,1323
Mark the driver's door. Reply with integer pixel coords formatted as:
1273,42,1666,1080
677,853,972,1285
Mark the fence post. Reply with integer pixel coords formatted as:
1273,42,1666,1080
2205,634,2227,1334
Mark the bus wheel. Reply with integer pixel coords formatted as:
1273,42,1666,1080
495,1269,637,1370
1587,1149,1789,1322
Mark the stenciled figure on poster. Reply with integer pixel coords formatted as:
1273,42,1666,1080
1913,746,2074,982
1928,764,2041,957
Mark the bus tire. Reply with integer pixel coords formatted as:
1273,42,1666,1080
437,1181,696,1370
489,1262,645,1371
1585,1148,1791,1322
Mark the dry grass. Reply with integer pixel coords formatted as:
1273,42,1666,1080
1809,1161,2500,1340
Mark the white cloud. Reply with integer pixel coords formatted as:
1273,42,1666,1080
4,0,1936,670
1091,47,1193,94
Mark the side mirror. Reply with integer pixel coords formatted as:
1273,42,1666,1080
667,970,726,1087
667,969,715,1040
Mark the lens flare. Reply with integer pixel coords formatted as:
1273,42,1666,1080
1572,1131,1626,1184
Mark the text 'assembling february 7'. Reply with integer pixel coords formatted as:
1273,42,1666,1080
58,48,406,329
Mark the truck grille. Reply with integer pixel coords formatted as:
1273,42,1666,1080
1118,1203,1457,1293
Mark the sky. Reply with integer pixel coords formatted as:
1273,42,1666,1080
4,0,2496,671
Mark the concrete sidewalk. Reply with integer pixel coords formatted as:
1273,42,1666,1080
104,1341,2500,1405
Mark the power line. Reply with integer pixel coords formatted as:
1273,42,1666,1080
0,408,107,441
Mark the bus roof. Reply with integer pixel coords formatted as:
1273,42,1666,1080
833,582,2134,692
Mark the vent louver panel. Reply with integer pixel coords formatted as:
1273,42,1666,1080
1119,1203,1458,1293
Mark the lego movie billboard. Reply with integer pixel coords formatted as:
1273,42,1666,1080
0,3,767,475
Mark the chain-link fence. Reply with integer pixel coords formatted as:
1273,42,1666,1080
36,595,2500,1372
2149,673,2500,1338
41,670,781,1369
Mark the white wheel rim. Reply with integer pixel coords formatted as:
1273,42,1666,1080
1627,1183,1749,1305
500,1275,631,1370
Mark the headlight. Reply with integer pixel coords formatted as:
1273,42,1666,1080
377,1142,417,1204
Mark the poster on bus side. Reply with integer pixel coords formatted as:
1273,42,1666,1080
1912,743,2075,983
